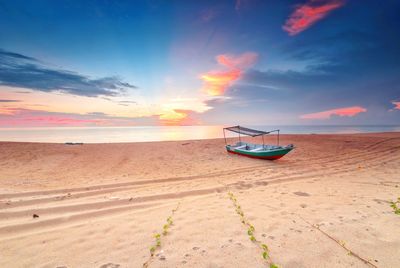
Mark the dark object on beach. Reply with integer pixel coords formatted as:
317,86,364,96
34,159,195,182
181,142,190,145
223,125,294,160
33,214,39,218
294,191,310,197
65,142,84,145
99,263,120,268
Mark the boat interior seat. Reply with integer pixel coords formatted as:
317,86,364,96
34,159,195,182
250,147,265,152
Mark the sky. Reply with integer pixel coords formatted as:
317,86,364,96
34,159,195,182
0,0,399,127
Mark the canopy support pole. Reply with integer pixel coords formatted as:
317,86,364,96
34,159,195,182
277,130,280,146
223,128,227,146
238,131,241,143
262,134,265,148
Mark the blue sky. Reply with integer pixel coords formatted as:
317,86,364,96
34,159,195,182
0,0,399,126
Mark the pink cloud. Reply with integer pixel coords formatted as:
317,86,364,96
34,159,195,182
392,101,400,110
0,108,103,127
23,116,99,125
201,52,258,96
216,52,258,69
0,108,160,127
283,0,345,36
300,106,367,120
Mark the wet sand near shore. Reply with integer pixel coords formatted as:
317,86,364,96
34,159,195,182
0,132,399,267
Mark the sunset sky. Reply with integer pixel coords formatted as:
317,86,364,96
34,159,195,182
0,0,399,127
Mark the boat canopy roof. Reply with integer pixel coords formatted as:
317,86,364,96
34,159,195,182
224,126,276,137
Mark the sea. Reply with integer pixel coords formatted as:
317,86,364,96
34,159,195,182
0,125,399,143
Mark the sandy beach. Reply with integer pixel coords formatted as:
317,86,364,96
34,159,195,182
0,132,399,268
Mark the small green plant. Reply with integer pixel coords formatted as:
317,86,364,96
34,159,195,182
250,235,256,242
261,243,270,260
227,191,278,267
143,203,180,267
149,233,162,256
390,197,400,215
262,251,268,259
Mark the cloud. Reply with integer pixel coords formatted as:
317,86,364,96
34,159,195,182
24,116,98,125
201,52,258,96
117,100,137,106
158,109,200,126
300,106,366,119
240,26,400,109
392,101,400,110
201,69,241,96
0,49,136,97
283,0,345,36
0,99,20,102
0,107,160,127
216,53,258,69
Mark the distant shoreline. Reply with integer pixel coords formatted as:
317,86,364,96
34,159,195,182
0,131,399,145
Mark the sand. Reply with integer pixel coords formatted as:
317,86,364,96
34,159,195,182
0,132,399,268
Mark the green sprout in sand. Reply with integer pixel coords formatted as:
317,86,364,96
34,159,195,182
143,203,180,267
390,197,400,215
227,191,279,268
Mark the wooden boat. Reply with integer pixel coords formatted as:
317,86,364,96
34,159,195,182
223,126,294,160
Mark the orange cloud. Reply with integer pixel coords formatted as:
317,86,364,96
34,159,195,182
159,109,199,126
283,0,345,36
300,106,367,119
393,101,400,110
201,69,241,96
201,52,258,96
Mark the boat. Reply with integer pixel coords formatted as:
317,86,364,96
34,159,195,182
223,126,294,160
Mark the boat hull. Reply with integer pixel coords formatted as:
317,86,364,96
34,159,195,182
226,146,293,160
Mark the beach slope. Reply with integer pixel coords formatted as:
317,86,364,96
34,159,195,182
0,133,399,267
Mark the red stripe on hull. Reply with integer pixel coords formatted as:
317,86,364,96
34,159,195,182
227,150,285,160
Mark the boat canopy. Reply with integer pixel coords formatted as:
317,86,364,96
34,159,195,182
223,126,270,137
223,125,280,146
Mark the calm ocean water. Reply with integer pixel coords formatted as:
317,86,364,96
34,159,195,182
0,125,399,143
